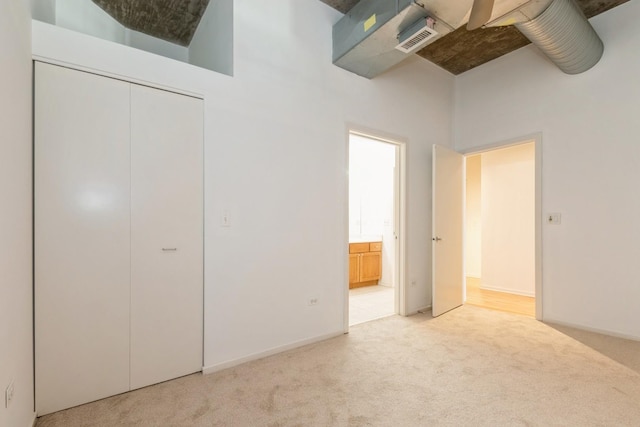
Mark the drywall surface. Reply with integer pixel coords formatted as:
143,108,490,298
31,0,55,23
56,0,125,44
0,0,34,426
32,0,454,371
349,135,395,237
37,0,191,65
465,155,481,278
125,29,189,62
189,0,233,76
480,144,535,296
454,1,640,338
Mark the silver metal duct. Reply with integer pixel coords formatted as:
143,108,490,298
332,0,457,79
515,0,604,74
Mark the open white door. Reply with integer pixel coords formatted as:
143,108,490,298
432,144,464,317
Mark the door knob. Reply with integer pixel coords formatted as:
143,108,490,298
432,237,442,242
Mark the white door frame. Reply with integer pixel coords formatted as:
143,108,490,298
460,133,543,320
344,127,407,332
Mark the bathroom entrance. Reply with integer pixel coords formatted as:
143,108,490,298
348,132,403,326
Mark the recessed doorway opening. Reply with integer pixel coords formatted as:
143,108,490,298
464,143,536,317
347,132,404,327
432,135,541,320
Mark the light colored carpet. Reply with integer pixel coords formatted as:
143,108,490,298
37,306,640,426
349,285,394,326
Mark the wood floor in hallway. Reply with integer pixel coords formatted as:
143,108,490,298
466,277,535,317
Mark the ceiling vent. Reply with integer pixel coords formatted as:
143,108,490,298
395,17,438,54
332,0,454,79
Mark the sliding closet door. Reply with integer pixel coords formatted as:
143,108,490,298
130,85,203,389
35,63,131,415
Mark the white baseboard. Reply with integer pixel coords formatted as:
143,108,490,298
202,331,344,374
544,318,640,342
480,284,534,297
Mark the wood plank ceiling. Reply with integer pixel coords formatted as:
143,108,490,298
321,0,629,75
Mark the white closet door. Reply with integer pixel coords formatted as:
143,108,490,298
35,63,131,415
130,85,203,389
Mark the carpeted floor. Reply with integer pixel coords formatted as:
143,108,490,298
37,306,640,426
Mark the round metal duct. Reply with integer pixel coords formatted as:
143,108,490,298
515,0,604,74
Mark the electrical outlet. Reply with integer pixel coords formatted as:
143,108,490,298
5,381,14,408
308,297,319,306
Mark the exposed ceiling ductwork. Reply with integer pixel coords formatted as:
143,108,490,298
515,0,603,74
79,0,621,76
331,0,608,77
474,0,604,74
332,0,470,78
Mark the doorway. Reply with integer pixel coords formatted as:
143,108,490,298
347,132,402,326
432,135,542,319
464,142,536,317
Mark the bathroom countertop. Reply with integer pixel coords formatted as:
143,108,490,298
349,235,383,244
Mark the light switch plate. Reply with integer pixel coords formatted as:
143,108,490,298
547,213,561,225
221,210,231,227
5,381,14,408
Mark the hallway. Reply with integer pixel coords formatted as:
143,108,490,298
465,277,534,317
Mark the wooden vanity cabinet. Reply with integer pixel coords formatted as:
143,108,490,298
349,253,360,284
349,241,382,289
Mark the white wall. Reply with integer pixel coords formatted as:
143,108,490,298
454,1,640,338
349,135,394,237
31,0,55,24
465,155,481,278
56,0,125,44
189,0,233,76
0,0,34,426
32,0,454,372
480,143,535,296
125,29,189,63
35,0,191,65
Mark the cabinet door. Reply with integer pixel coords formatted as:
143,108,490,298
35,62,131,415
130,85,204,389
349,253,360,284
360,252,382,282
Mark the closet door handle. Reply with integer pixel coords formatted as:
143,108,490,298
162,248,178,252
